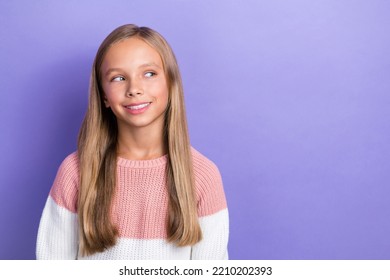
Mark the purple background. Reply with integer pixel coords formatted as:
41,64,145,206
1,0,389,260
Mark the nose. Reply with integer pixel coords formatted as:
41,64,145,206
126,79,143,97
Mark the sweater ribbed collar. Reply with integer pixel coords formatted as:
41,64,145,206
117,154,167,168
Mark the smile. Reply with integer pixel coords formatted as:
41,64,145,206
124,102,151,115
125,102,151,110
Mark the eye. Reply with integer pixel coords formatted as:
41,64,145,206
111,76,125,82
144,71,156,78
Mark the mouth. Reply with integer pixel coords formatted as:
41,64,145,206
125,102,151,110
124,102,151,115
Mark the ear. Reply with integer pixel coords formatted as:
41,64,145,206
103,96,110,108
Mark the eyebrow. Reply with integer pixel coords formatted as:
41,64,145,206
140,62,162,69
104,68,123,77
104,63,162,77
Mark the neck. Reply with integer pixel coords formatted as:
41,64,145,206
116,124,166,160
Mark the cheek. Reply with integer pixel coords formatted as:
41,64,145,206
103,84,125,101
160,81,169,103
160,88,169,108
150,83,169,102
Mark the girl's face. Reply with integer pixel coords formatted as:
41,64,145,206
100,37,169,132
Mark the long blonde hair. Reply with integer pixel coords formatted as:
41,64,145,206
77,24,202,256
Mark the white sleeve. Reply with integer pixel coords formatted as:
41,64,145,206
36,196,79,259
190,208,229,260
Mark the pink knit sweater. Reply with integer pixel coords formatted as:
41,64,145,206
36,148,229,259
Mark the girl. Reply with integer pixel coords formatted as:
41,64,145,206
36,24,229,259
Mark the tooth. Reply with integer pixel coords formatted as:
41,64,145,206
128,103,149,110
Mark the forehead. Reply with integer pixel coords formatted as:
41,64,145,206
102,37,163,69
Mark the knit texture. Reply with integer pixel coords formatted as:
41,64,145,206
36,148,229,259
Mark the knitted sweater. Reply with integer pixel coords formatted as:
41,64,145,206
36,148,229,260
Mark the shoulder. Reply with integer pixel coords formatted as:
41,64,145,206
53,152,80,186
191,147,219,174
49,152,79,213
191,147,227,217
58,152,79,173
